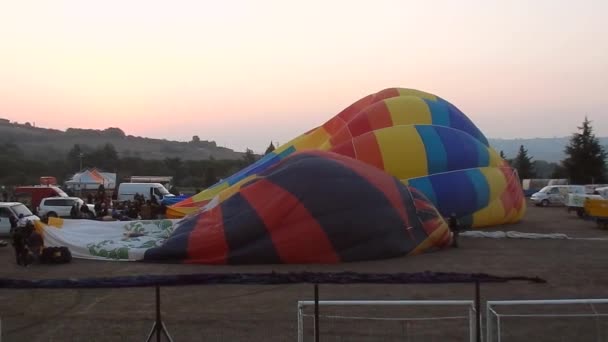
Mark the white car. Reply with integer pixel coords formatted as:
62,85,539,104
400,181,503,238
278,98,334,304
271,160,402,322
0,202,40,235
38,197,96,218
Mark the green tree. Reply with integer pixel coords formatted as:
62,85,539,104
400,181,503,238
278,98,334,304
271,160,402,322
265,141,276,155
512,145,536,180
203,166,217,187
67,144,84,171
242,148,257,167
562,117,607,184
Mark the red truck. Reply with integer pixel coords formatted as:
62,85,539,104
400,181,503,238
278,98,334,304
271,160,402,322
13,185,68,214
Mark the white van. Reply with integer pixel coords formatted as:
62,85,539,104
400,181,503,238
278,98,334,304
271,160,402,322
530,185,585,207
0,202,40,236
117,183,174,202
595,187,608,199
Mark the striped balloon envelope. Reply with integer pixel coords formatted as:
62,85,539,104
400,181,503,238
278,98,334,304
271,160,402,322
145,151,452,264
167,87,525,231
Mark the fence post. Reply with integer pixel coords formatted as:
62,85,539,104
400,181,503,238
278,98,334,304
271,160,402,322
475,280,481,342
314,284,319,342
156,285,161,342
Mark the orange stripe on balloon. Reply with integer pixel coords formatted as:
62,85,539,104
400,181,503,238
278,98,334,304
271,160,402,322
329,126,354,146
335,88,401,122
367,101,393,131
329,141,357,159
322,116,347,136
353,132,385,171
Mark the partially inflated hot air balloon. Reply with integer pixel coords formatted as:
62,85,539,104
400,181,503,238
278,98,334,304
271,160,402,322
39,87,525,264
168,88,525,230
145,151,452,264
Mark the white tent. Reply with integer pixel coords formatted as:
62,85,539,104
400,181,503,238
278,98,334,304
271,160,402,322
64,169,116,191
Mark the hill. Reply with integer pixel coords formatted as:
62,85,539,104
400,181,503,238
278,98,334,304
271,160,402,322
1,119,606,164
0,120,244,161
489,137,608,163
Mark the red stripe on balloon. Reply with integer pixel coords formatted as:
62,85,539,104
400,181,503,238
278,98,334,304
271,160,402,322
240,179,340,264
186,205,229,264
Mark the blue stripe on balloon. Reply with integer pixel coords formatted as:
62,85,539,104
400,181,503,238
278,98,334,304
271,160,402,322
225,146,297,186
445,101,489,146
408,177,438,206
435,127,479,172
429,171,476,217
476,141,490,166
466,169,490,209
415,125,447,175
424,99,451,126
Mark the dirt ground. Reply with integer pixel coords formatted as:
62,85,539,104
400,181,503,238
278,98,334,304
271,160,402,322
0,202,607,341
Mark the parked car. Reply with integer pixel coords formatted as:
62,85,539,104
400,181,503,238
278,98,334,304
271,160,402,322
530,185,586,207
38,197,96,218
0,202,40,236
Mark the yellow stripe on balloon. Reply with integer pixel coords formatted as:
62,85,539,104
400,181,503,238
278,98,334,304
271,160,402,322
385,96,433,126
408,221,451,256
291,126,332,150
472,199,506,228
191,182,229,202
217,174,260,203
479,167,507,203
375,126,428,179
487,148,504,167
397,88,438,101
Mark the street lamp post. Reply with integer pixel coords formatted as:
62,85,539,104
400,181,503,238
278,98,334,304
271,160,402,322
79,153,83,171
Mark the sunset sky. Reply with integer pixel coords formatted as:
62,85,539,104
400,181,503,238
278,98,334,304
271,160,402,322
1,0,606,153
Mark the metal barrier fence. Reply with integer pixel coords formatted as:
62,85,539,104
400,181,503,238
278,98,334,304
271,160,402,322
0,271,545,342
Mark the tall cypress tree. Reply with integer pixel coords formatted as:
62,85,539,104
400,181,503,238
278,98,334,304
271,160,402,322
513,145,535,179
264,141,276,155
562,117,607,184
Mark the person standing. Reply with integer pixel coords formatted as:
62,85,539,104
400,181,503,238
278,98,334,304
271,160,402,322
447,213,461,248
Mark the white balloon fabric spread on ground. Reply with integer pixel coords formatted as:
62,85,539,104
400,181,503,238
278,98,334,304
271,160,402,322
38,88,526,264
41,218,180,261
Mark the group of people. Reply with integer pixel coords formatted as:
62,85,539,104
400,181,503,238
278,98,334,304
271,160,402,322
64,185,167,221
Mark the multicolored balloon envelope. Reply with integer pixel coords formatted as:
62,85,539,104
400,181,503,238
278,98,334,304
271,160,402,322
145,151,452,264
40,87,526,264
168,87,525,230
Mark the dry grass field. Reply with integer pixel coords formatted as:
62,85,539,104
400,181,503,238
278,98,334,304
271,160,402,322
0,202,607,341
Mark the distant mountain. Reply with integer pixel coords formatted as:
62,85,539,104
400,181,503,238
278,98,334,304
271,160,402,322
489,137,608,163
0,119,244,161
2,118,606,164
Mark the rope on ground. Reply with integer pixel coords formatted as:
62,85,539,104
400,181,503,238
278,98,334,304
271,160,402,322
0,271,547,289
461,231,608,241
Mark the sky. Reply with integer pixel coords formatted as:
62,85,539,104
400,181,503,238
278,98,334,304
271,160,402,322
1,0,607,154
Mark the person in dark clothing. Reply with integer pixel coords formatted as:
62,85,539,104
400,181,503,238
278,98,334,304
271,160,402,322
70,202,80,219
12,220,35,266
447,213,461,248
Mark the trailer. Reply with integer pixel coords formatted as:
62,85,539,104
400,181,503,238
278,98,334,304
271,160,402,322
584,198,608,229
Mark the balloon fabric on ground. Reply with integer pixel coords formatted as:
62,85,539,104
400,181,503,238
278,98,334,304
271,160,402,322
143,151,452,264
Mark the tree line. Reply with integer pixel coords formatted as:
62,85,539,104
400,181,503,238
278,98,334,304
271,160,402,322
505,117,607,184
0,142,260,190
